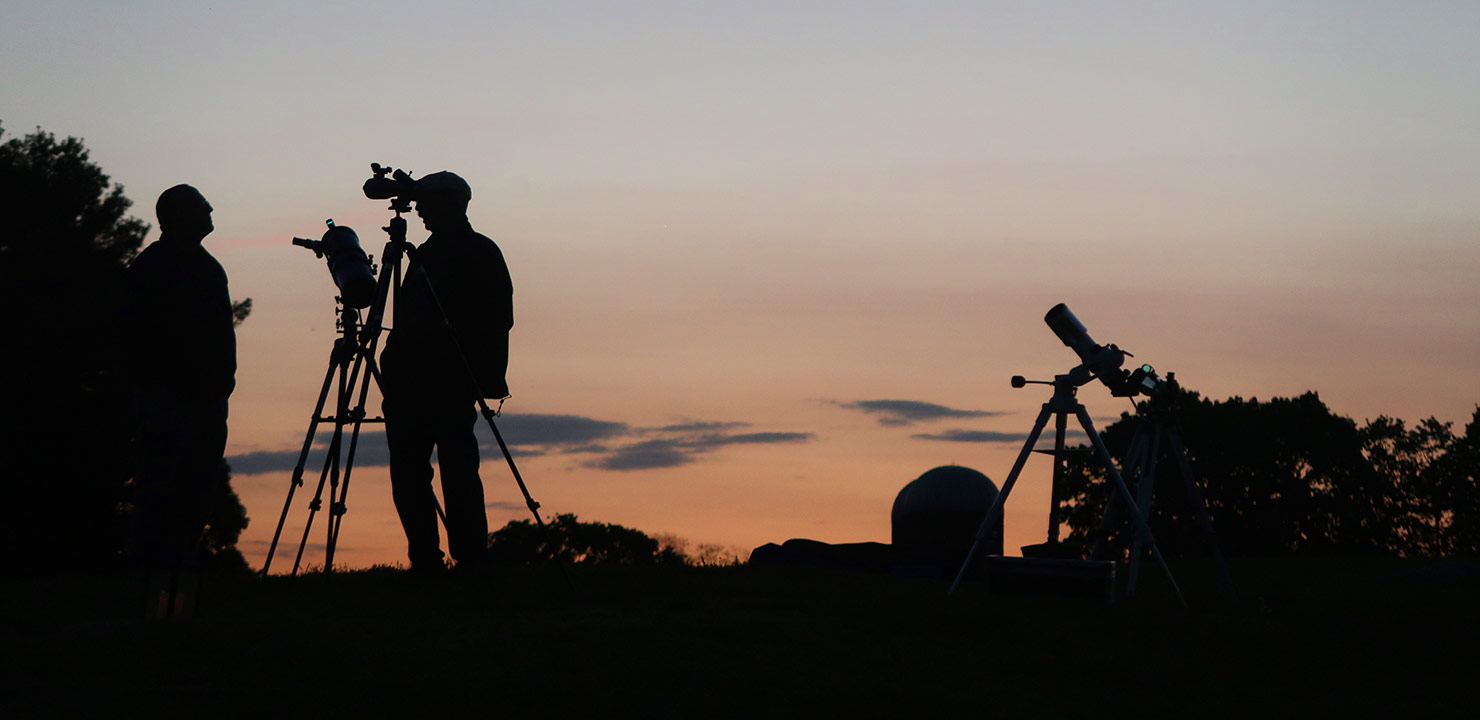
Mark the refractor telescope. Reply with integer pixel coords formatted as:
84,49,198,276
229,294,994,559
292,220,377,309
1042,303,1165,397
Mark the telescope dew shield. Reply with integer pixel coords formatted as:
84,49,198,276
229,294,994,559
320,225,377,309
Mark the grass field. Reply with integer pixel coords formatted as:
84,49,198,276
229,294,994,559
4,556,1477,717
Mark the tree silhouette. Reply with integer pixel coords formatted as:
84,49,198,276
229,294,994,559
0,122,249,573
1436,409,1480,554
1058,388,1402,559
488,514,686,566
1363,408,1480,556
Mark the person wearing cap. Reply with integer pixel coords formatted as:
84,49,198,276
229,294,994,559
121,184,236,614
380,171,513,573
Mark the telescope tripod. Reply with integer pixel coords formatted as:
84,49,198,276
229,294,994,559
1090,410,1237,599
263,207,562,582
262,217,414,575
948,371,1188,608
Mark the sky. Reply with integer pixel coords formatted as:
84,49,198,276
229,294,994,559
4,1,1478,571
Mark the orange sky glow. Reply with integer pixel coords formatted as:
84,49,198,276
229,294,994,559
4,2,1477,571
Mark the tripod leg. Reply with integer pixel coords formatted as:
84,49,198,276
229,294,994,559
1046,411,1069,543
1089,425,1147,560
327,345,377,562
321,355,355,572
1167,429,1238,598
1075,407,1187,609
478,400,571,588
263,349,340,575
1126,429,1162,595
948,404,1055,596
291,423,342,575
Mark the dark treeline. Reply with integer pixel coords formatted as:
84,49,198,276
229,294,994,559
488,513,687,566
1059,386,1480,559
0,123,249,574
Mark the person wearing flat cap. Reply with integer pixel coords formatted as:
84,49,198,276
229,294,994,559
380,171,513,573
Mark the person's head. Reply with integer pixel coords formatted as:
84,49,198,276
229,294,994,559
414,171,472,234
156,184,214,241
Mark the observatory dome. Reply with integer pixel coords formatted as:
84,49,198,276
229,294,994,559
892,465,1003,561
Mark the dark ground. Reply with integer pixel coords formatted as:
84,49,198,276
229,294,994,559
4,556,1477,717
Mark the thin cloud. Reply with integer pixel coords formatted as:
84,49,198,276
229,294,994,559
587,439,695,471
586,430,815,471
688,432,813,448
840,399,1007,426
644,421,751,433
230,412,808,476
559,444,611,454
228,431,391,476
911,429,1032,443
490,413,629,447
910,428,1087,444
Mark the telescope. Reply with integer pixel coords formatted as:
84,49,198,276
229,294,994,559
363,163,417,201
293,220,377,309
1043,303,1165,397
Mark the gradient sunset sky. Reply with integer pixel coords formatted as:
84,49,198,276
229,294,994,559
5,2,1477,570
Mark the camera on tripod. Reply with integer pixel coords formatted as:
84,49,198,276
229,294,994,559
292,220,377,309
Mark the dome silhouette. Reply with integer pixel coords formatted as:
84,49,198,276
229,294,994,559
892,465,1003,563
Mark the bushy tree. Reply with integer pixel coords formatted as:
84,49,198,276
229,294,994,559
1059,388,1401,559
488,514,686,566
0,122,249,573
1363,408,1480,556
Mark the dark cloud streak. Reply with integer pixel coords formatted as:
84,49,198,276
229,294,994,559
230,413,810,475
841,399,1007,426
910,428,1088,444
587,439,696,471
911,429,1032,443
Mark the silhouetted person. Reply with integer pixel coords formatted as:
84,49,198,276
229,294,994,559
381,171,513,573
121,184,235,614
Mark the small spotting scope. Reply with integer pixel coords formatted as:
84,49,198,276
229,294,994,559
363,163,417,201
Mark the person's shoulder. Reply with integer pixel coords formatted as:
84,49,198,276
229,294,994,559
466,229,507,261
197,245,228,273
128,240,227,281
127,240,173,274
130,239,167,263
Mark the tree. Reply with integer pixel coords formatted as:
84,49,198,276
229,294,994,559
0,122,249,573
488,514,686,566
1058,387,1402,559
1363,407,1480,557
1437,409,1480,555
